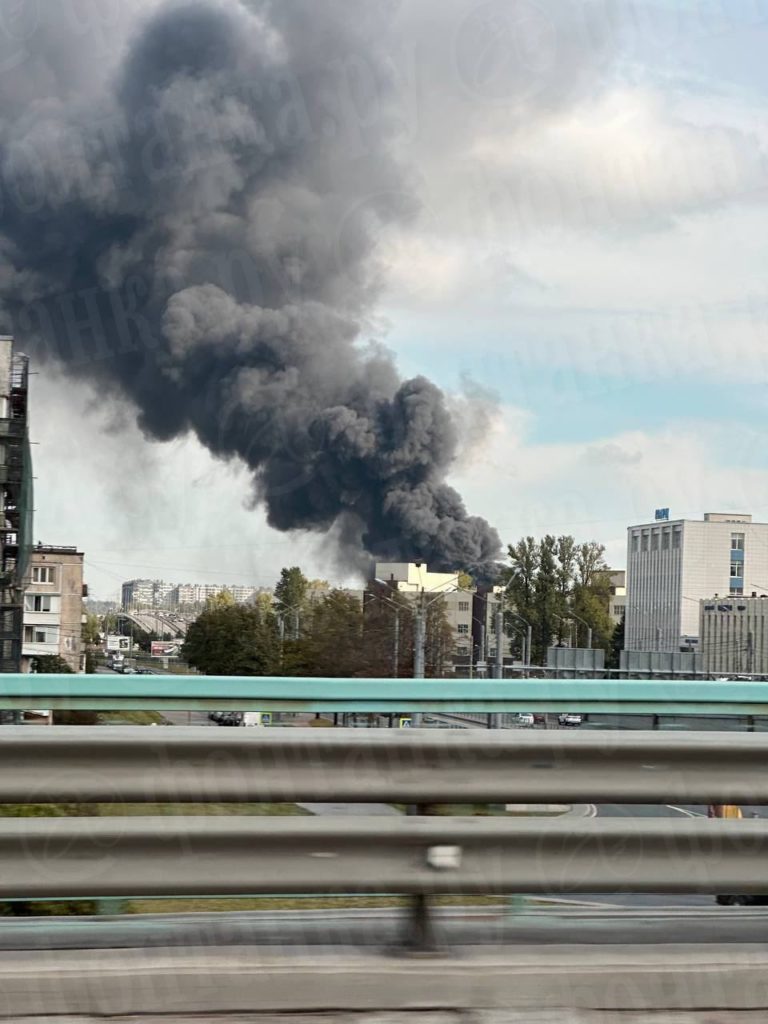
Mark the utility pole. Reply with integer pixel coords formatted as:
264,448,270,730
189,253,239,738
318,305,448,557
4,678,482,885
489,594,504,729
412,591,425,727
392,609,400,678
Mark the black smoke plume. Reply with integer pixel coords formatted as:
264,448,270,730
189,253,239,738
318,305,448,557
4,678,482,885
0,0,501,574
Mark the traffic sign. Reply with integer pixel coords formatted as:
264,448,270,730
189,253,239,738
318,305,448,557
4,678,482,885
399,717,412,728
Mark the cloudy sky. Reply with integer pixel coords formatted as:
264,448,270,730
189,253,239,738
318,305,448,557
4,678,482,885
16,0,768,598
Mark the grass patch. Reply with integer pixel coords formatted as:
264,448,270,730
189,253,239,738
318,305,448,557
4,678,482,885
124,894,507,914
94,802,311,816
98,711,166,726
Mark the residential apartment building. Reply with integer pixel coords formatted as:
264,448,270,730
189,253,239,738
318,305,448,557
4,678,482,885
22,545,85,673
122,578,266,611
0,337,32,674
625,513,768,653
699,594,768,676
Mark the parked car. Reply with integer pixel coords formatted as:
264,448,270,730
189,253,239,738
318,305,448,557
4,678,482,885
218,712,243,726
136,667,153,675
515,712,534,727
558,713,583,727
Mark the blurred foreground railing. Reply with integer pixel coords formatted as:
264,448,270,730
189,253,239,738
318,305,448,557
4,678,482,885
2,725,768,949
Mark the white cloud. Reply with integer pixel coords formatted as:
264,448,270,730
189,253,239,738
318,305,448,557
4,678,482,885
450,405,768,568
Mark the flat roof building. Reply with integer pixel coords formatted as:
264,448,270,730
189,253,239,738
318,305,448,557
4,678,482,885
626,513,768,653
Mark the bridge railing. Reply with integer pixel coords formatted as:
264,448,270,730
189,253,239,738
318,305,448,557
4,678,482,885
2,723,768,948
3,673,768,714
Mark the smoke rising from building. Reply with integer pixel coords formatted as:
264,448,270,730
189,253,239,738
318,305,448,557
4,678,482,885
0,0,501,573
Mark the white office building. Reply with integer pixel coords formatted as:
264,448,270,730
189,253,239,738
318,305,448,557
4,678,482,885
625,512,768,653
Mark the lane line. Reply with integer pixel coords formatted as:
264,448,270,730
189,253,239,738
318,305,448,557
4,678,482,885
666,805,706,818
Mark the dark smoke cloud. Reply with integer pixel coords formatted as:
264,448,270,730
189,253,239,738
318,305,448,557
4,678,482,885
0,0,501,574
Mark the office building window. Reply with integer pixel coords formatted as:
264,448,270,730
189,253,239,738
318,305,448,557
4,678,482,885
457,623,469,634
641,532,649,553
651,531,659,552
457,601,470,612
732,533,745,550
31,566,55,585
672,529,681,549
661,530,670,551
730,562,744,579
631,533,639,553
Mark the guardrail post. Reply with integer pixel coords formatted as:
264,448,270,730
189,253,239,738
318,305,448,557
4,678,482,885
403,803,438,953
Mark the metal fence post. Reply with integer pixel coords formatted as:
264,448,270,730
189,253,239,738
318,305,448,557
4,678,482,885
403,803,438,952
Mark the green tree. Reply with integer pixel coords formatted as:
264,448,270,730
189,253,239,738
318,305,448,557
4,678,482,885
274,567,309,617
82,613,101,646
30,655,73,674
502,535,614,665
183,602,280,676
294,590,364,677
608,611,625,670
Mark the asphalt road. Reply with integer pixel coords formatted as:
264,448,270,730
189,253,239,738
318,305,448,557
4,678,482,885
0,905,766,950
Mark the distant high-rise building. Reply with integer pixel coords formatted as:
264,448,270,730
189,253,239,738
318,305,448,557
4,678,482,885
625,512,768,653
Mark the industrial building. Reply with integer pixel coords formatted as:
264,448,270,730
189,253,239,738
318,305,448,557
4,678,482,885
0,338,33,673
625,512,768,654
699,594,768,677
22,545,86,673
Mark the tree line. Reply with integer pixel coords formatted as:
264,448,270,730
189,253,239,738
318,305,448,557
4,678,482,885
180,534,622,677
182,567,454,678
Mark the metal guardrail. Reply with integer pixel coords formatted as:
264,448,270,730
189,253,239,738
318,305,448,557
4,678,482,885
3,815,768,900
4,673,768,713
3,726,768,804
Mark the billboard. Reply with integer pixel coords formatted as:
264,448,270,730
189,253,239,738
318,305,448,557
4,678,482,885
151,640,182,658
106,635,132,652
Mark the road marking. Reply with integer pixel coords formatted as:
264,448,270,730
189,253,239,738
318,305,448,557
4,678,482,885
666,805,706,818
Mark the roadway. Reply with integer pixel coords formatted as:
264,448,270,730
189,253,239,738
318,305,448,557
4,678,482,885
0,905,766,950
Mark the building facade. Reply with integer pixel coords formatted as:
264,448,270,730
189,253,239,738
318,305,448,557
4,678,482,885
22,545,85,673
608,570,626,626
625,513,768,653
0,337,33,674
122,578,266,611
373,562,476,671
699,595,768,676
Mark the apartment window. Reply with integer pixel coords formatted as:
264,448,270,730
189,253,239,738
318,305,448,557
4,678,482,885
632,534,639,553
456,623,469,635
730,562,744,579
31,566,55,585
651,531,659,552
613,604,624,616
641,532,649,553
23,626,57,644
731,533,745,551
489,647,497,658
25,594,52,612
661,530,670,551
457,601,470,612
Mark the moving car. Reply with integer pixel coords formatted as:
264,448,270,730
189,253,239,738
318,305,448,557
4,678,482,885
558,713,583,727
515,712,534,727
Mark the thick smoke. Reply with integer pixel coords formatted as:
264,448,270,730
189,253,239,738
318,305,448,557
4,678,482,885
0,0,501,574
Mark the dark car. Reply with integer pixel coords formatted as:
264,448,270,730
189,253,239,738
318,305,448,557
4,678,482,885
716,894,768,906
